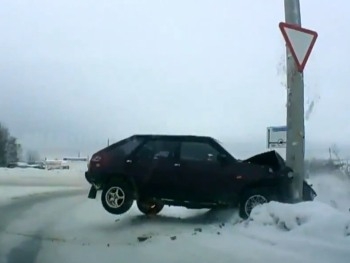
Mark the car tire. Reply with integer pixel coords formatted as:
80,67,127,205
137,199,164,215
239,190,269,219
101,180,134,215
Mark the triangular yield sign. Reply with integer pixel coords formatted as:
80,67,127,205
279,22,318,72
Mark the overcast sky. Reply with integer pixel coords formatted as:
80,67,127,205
0,0,349,159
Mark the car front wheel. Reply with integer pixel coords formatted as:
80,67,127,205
239,190,269,219
101,181,134,215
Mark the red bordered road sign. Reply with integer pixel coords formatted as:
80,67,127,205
279,22,318,72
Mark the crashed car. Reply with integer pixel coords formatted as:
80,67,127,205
85,135,316,219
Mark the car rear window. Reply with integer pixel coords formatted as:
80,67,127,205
103,136,144,157
117,137,143,156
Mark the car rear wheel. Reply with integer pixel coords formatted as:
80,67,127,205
137,199,164,215
101,180,134,215
239,190,269,219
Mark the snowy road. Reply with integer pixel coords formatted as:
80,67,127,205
1,189,350,263
0,189,87,263
0,167,350,263
0,189,244,263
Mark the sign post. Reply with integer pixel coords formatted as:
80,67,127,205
281,0,318,202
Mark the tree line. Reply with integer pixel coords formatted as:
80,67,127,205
0,122,22,166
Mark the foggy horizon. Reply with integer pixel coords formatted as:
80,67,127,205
1,0,349,160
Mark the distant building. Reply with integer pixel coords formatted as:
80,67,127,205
63,157,88,162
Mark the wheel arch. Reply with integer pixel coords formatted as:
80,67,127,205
105,173,139,199
239,179,280,201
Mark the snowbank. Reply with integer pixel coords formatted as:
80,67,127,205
244,201,350,239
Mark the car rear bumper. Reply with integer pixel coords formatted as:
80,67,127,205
85,171,106,186
85,171,93,184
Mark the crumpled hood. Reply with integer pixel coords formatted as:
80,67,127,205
242,150,288,172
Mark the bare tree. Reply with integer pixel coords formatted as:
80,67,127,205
0,123,9,166
6,136,21,163
0,122,23,166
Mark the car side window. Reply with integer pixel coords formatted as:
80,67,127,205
134,140,177,161
180,142,219,162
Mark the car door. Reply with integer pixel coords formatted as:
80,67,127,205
126,139,180,199
177,140,230,202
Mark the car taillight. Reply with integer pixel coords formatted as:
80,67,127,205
90,153,110,168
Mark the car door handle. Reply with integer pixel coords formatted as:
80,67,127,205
174,163,180,167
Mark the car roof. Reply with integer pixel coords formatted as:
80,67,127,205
131,134,215,141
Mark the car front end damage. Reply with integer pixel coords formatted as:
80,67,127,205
243,150,317,202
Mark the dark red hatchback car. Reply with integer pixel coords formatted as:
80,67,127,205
85,135,316,219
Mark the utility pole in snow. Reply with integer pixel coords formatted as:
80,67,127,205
284,0,304,202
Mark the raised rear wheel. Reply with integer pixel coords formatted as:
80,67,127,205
101,180,134,215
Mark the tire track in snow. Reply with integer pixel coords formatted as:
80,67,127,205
0,188,86,263
0,189,86,230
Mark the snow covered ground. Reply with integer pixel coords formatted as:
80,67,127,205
0,186,81,205
307,171,350,213
0,162,89,205
0,162,88,187
0,165,349,263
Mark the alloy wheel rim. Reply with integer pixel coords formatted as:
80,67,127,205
105,187,126,208
244,195,268,216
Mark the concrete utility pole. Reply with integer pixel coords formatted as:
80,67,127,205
284,0,305,202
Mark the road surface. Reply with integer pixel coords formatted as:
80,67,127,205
0,189,87,263
1,188,349,263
